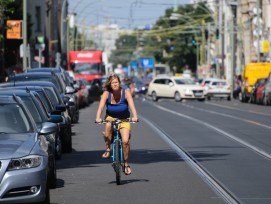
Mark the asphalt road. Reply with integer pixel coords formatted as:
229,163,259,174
50,98,227,204
51,97,271,204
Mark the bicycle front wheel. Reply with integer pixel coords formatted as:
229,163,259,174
113,140,121,185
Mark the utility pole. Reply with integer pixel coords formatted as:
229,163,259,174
23,0,27,70
256,0,260,62
207,23,211,69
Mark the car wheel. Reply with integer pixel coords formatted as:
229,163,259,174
62,126,72,153
151,91,158,101
198,98,205,102
238,92,243,102
227,96,231,101
174,92,182,102
49,156,57,189
207,96,211,100
263,95,267,105
73,110,80,124
55,135,62,160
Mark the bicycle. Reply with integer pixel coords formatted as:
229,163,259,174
96,118,138,185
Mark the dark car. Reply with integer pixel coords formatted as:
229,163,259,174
26,67,80,123
0,95,58,203
0,81,73,153
8,71,78,123
88,76,107,102
0,89,62,188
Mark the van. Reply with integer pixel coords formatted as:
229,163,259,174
240,63,271,102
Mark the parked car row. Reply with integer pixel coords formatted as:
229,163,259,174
248,70,271,105
0,67,87,204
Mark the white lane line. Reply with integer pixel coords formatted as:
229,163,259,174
139,114,240,204
149,102,271,161
205,102,271,117
182,103,271,130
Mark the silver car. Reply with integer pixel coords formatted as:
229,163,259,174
0,95,58,204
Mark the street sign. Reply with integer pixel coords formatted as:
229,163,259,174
6,20,22,39
139,57,154,69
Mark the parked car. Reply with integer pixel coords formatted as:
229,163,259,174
0,89,63,188
8,72,78,124
0,81,73,153
262,71,271,105
204,78,231,101
250,78,267,104
26,67,80,123
0,85,63,159
147,76,205,102
87,76,107,102
75,78,90,108
0,95,58,203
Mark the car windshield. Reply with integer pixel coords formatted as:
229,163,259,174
20,96,43,125
44,87,61,106
212,81,227,86
72,63,100,74
174,78,195,85
0,104,31,133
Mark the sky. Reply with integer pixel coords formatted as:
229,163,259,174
68,0,190,29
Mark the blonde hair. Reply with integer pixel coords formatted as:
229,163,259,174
104,72,121,91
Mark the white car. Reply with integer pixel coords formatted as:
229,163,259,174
147,76,205,102
204,78,231,100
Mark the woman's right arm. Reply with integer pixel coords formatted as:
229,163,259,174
95,91,108,122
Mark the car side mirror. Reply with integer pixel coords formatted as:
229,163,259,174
66,86,75,94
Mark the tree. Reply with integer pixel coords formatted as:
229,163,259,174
109,34,137,68
150,3,214,74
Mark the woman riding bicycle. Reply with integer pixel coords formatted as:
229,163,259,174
95,73,138,175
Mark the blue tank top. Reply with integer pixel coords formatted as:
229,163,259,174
106,89,130,119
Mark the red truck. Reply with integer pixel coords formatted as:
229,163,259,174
68,50,105,81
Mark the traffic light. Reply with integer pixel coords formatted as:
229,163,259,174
216,29,219,39
191,36,197,46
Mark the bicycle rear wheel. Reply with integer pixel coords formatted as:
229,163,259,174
113,140,121,185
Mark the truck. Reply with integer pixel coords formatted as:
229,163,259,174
68,50,105,81
240,63,271,102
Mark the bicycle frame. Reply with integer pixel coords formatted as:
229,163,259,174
111,121,124,163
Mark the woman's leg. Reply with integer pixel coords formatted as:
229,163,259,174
120,128,132,174
102,122,112,158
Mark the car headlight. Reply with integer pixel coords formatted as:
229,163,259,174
8,155,42,170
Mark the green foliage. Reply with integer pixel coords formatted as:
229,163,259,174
110,2,214,73
0,0,15,42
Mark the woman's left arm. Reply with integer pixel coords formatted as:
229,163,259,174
125,89,138,121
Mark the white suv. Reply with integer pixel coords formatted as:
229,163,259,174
204,78,231,100
147,76,205,102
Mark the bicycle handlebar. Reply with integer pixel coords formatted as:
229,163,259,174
95,118,139,124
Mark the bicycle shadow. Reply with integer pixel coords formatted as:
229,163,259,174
109,178,149,185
